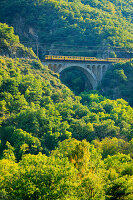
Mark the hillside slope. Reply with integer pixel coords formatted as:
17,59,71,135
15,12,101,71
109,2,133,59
0,0,133,58
0,22,133,200
0,23,133,158
0,55,133,199
0,23,36,58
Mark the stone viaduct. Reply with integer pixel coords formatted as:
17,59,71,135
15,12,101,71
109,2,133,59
42,60,112,89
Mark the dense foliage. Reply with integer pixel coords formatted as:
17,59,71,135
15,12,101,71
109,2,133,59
0,56,133,157
0,139,133,199
0,0,133,57
0,53,132,200
99,61,133,106
0,0,133,197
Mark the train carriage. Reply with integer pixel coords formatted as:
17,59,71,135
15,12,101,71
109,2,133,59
45,55,131,62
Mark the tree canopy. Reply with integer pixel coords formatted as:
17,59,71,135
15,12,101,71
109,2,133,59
0,0,133,58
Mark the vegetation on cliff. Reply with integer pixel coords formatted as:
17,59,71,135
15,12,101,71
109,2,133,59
0,23,36,58
0,0,133,57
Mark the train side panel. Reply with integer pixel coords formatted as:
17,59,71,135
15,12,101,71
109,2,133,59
85,57,97,61
45,55,131,62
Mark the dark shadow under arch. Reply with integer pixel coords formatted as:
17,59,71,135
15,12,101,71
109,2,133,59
60,66,93,95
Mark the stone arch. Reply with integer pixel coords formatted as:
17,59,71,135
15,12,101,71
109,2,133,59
55,64,62,73
92,65,97,76
57,65,97,89
87,65,92,71
53,64,57,72
42,60,111,89
97,65,102,81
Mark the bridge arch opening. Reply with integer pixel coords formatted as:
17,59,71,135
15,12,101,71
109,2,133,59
87,65,92,71
48,64,52,70
53,64,57,72
97,65,101,80
92,65,97,76
59,66,93,95
102,65,107,74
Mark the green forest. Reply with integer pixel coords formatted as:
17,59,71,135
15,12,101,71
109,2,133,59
0,0,133,57
0,0,133,199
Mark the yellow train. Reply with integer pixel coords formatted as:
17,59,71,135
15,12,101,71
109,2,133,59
45,55,130,62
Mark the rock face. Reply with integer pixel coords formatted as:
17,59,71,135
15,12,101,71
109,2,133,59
0,23,37,59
